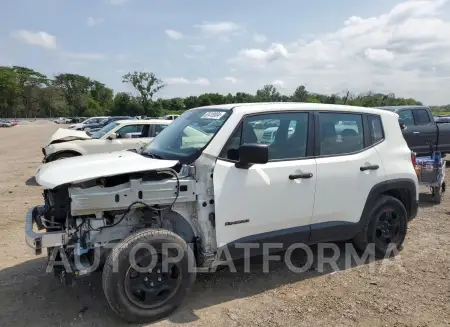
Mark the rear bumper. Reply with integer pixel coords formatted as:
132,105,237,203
25,206,70,255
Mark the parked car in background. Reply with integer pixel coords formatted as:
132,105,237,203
41,119,172,162
378,105,450,156
69,117,86,124
163,114,179,120
0,119,13,127
68,116,108,130
434,115,450,123
53,117,72,124
84,116,133,132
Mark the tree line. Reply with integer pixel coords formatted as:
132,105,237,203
0,65,445,119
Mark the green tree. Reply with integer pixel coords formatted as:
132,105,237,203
122,71,166,117
90,81,114,112
53,73,93,116
255,84,281,102
0,66,19,117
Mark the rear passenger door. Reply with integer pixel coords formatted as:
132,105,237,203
310,112,386,242
410,108,437,154
398,109,437,155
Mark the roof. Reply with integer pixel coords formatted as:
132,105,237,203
188,102,397,116
115,119,172,125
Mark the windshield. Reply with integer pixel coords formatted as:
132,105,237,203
91,121,119,139
141,108,231,161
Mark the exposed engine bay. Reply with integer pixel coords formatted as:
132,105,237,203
29,167,205,282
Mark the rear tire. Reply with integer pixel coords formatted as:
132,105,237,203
353,195,408,259
102,229,196,324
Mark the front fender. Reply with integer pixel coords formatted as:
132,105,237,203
44,142,86,161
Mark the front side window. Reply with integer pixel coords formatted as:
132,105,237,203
91,121,119,139
142,108,232,161
116,124,144,137
220,112,309,161
154,124,169,136
318,112,364,156
397,110,414,126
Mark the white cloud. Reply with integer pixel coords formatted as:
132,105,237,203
87,17,104,27
166,77,210,86
165,29,183,40
224,76,238,84
11,30,57,49
60,52,105,60
194,21,241,35
230,43,288,68
190,44,206,52
253,33,267,43
272,80,285,88
364,48,395,63
229,0,450,104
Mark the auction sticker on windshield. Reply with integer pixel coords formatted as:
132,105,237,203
201,112,226,120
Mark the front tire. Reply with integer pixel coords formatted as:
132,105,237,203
102,229,196,324
353,195,408,258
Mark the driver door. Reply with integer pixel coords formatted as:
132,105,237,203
213,111,316,257
110,124,150,151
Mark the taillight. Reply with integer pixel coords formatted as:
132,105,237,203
411,151,416,166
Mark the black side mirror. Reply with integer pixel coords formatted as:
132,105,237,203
399,119,407,130
235,143,269,169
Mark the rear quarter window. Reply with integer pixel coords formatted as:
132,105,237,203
367,115,385,145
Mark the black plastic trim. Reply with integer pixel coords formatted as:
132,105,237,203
45,150,82,162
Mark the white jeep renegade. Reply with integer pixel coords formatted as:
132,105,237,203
25,102,419,323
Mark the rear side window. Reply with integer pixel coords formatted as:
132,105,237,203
317,113,364,156
368,115,384,144
413,109,431,125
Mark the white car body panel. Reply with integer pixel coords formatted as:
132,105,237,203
373,112,420,201
311,148,385,225
213,158,317,247
46,128,91,146
35,150,179,188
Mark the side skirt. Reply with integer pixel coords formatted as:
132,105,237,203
216,221,361,262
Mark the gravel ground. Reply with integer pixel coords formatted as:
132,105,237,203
0,124,449,327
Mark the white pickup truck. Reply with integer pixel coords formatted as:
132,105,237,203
26,103,419,323
42,119,171,162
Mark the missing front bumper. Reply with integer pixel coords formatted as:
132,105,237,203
25,205,70,255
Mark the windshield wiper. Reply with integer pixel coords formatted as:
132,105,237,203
142,152,164,159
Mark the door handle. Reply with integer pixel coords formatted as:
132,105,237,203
289,173,313,180
413,132,420,134
360,165,379,171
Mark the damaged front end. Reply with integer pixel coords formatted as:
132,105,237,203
26,158,201,283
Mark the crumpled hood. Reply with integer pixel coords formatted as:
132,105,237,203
35,150,179,188
45,128,91,146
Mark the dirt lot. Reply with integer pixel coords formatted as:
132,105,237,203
0,124,449,327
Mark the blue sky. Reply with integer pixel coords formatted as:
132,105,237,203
1,0,450,104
